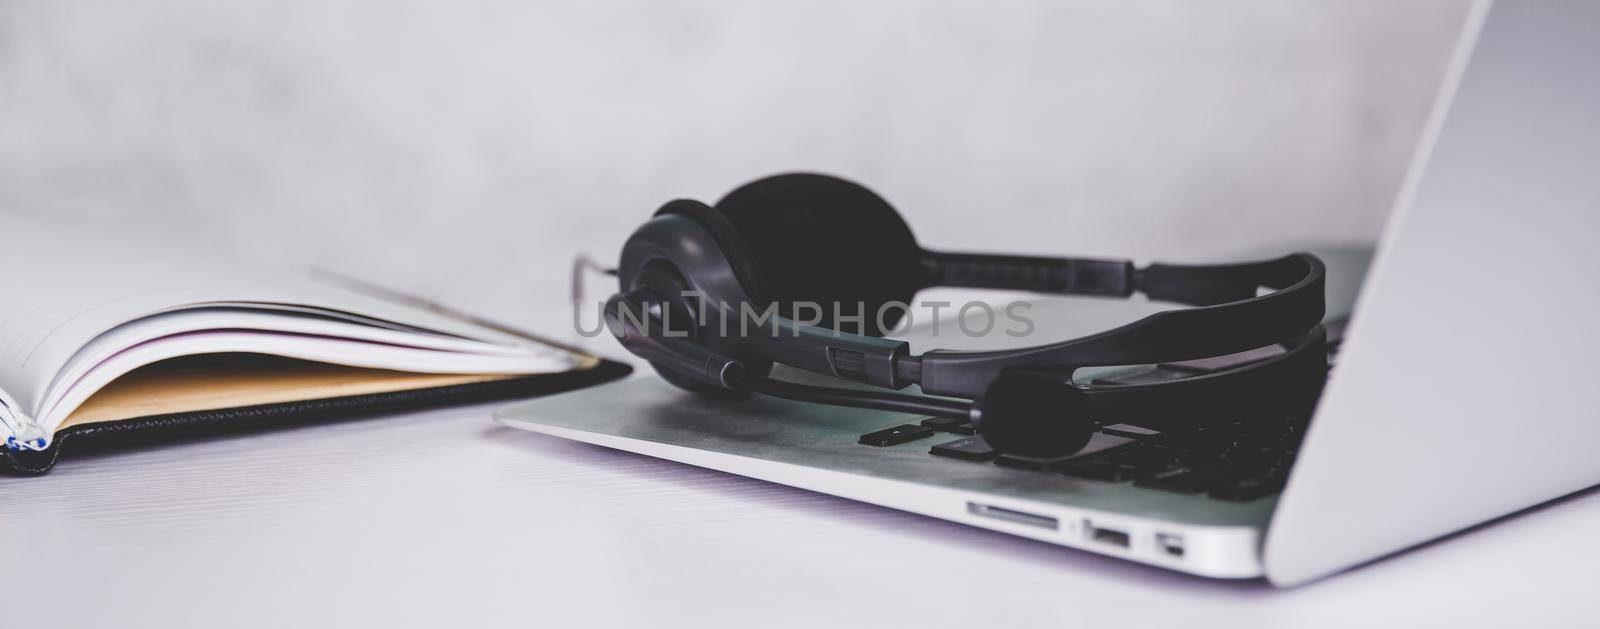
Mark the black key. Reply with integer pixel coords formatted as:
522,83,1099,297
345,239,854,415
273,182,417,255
1228,433,1280,453
1269,452,1302,476
1092,367,1194,386
1100,423,1161,440
1164,431,1241,458
1274,427,1308,450
1060,460,1141,482
1179,466,1233,487
858,424,935,447
1209,476,1286,502
1103,444,1184,472
920,417,977,435
921,417,966,432
1283,415,1311,432
1134,466,1232,495
1219,446,1285,474
994,433,1135,471
929,436,999,461
1133,467,1202,493
1233,415,1295,436
1219,418,1258,435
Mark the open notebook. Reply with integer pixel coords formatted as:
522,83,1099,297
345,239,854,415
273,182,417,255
1,214,629,474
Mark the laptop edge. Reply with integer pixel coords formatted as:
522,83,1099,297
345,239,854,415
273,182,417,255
1265,0,1600,585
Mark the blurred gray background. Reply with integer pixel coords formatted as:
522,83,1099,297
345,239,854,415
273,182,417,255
0,0,1470,339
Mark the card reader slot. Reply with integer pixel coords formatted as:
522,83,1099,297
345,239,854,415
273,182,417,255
966,502,1059,530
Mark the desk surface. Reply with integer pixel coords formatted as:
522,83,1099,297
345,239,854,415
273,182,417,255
2,381,1597,628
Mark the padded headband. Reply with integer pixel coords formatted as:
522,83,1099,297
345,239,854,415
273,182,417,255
910,252,1325,397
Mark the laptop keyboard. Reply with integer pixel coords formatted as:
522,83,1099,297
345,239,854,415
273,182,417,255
1070,417,1303,501
854,324,1344,503
858,415,1306,503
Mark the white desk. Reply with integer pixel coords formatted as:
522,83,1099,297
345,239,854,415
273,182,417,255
2,380,1597,628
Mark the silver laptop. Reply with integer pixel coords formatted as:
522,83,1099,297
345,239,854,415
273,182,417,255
498,0,1599,586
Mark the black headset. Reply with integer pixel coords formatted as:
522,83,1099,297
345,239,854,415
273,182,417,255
604,173,1329,458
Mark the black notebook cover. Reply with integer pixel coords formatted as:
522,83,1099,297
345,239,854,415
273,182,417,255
2,358,632,476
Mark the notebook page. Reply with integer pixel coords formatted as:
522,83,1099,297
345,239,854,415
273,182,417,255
0,214,573,422
36,307,581,426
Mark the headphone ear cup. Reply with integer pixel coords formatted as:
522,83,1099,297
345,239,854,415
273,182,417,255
642,200,777,393
653,199,765,304
715,173,924,336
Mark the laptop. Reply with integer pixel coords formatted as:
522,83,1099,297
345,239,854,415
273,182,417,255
498,0,1599,586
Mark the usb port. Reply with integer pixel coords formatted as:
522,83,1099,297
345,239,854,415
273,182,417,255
1086,521,1130,548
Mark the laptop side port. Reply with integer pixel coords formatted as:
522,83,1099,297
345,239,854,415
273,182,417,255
966,502,1059,530
1155,532,1185,558
1084,520,1130,548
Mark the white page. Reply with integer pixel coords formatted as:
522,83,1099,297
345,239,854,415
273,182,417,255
39,330,575,434
36,308,576,428
0,214,577,440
